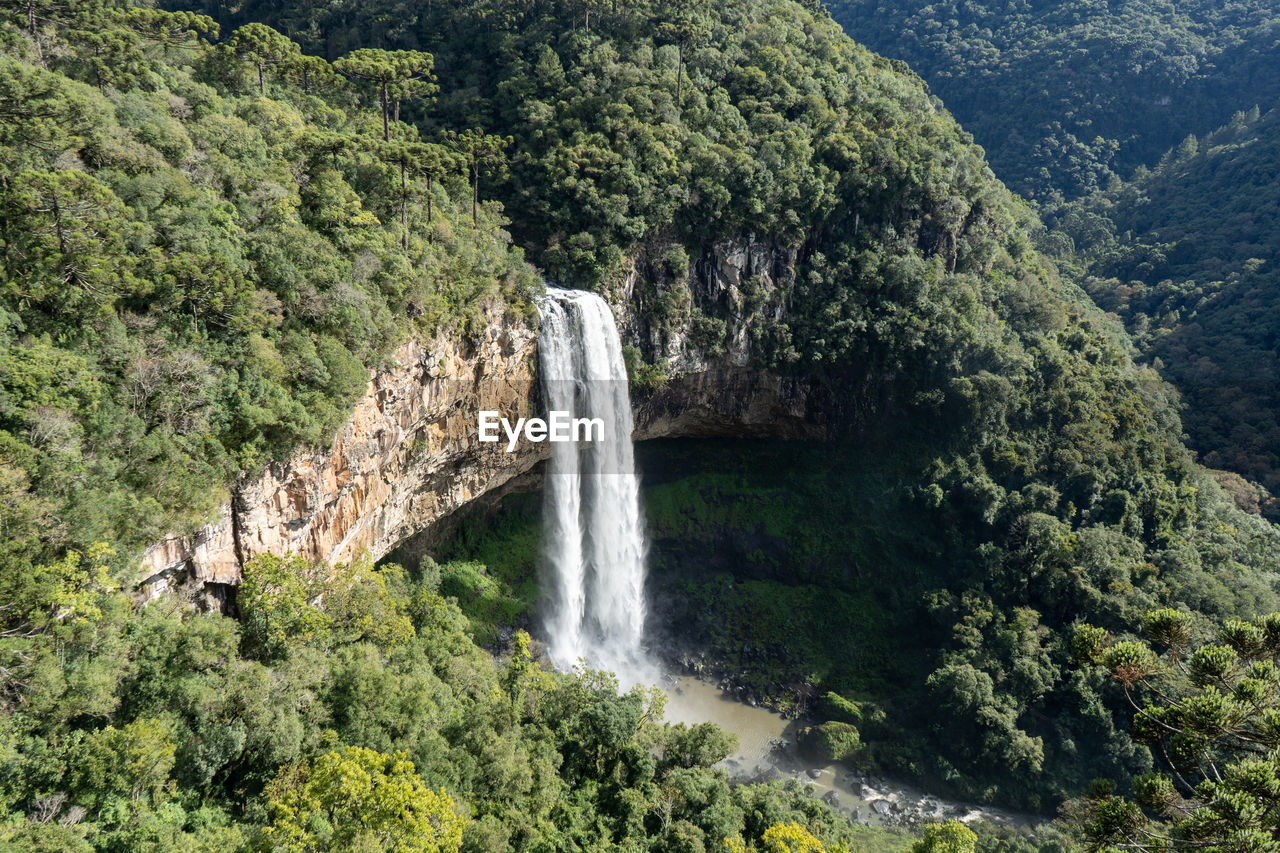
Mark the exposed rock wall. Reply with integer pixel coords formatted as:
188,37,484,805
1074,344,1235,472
138,302,547,597
137,239,843,598
614,236,795,373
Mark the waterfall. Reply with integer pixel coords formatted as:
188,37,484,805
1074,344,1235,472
538,286,649,681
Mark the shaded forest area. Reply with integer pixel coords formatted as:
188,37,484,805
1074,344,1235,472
827,0,1280,515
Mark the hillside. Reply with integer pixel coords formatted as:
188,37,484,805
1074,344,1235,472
0,5,539,581
2,0,1280,848
825,0,1280,201
185,0,1280,809
1048,104,1280,513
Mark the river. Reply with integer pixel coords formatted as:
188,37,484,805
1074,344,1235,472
660,675,1037,829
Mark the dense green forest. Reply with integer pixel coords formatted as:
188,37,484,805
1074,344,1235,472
1048,104,1280,512
3,0,1280,849
0,0,540,581
825,0,1280,202
0,5,920,849
822,0,1280,512
197,0,1280,810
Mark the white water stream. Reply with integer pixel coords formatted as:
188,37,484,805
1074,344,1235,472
538,287,650,682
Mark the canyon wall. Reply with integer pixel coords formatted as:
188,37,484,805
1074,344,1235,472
138,303,546,598
136,240,840,598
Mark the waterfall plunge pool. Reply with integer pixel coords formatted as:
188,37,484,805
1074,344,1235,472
659,674,1038,830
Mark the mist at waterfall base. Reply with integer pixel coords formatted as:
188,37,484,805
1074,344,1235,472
537,286,655,686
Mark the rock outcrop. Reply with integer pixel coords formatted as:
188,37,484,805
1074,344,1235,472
138,302,547,598
137,239,842,598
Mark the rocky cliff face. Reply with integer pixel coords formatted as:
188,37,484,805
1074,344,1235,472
138,302,547,599
137,239,840,599
614,236,795,373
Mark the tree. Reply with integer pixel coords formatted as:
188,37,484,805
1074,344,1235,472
226,23,301,95
661,721,737,770
912,821,977,853
1,169,136,307
237,554,328,660
0,543,117,645
121,7,218,55
760,821,827,853
287,54,336,95
334,49,436,141
8,0,102,50
324,554,415,648
378,140,457,248
73,28,144,91
442,128,510,226
654,1,711,108
1073,609,1280,852
579,0,608,33
264,746,465,853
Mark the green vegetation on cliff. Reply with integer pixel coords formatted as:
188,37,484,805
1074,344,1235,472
0,1,539,582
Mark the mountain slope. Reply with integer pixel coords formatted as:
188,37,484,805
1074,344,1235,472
0,9,539,580
1050,104,1280,509
826,0,1280,201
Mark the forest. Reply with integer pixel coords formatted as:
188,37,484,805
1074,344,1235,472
1049,104,1280,513
825,0,1280,202
1,0,1280,850
827,0,1280,519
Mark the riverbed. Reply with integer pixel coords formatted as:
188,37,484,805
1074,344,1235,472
660,675,1034,828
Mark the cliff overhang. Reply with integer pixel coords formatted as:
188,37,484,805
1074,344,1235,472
136,238,843,598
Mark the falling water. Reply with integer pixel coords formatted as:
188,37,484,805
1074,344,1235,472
538,286,649,681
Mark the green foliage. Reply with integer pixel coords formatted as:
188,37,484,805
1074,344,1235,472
660,722,738,771
239,553,328,660
437,559,533,646
0,549,899,850
1074,610,1280,852
0,12,540,598
600,438,1276,808
225,22,299,94
1050,105,1280,507
334,48,436,141
622,344,670,395
825,0,1280,202
239,552,417,658
912,821,976,853
809,722,861,764
264,745,465,853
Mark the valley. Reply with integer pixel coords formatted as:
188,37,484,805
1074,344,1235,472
1,0,1279,851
